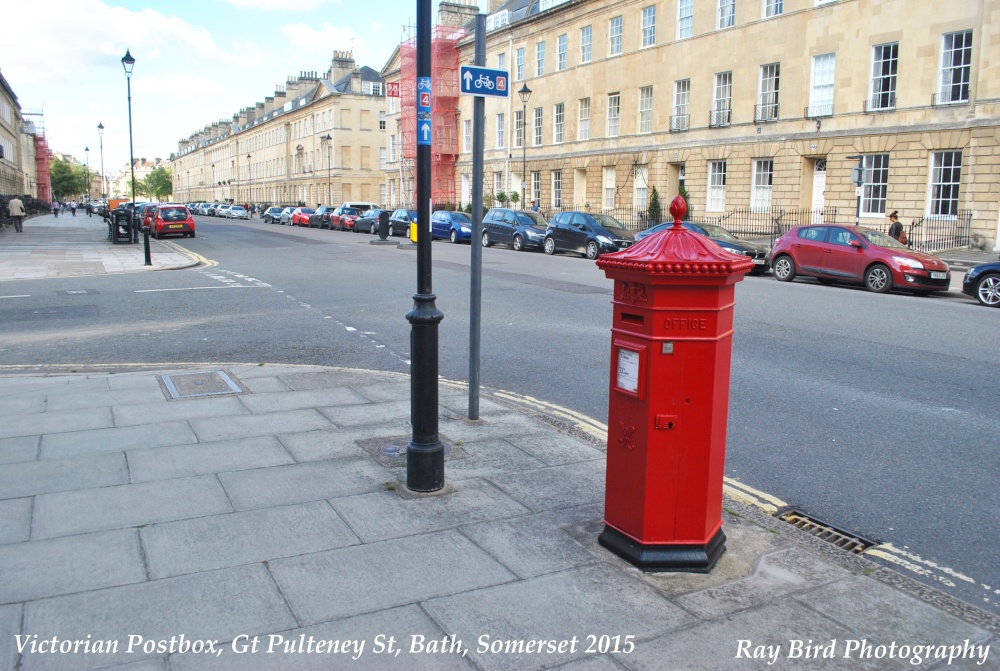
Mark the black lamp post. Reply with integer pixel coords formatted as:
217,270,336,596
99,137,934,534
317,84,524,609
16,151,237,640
321,133,332,204
122,49,150,264
97,123,106,199
518,83,532,208
84,146,90,204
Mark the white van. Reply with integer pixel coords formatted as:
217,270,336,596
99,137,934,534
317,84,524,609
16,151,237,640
344,202,379,213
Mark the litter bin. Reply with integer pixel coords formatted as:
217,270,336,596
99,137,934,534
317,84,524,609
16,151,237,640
378,211,391,240
409,220,418,243
111,209,132,244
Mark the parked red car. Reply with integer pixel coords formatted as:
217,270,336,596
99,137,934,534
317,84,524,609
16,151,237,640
770,224,951,294
329,206,361,231
289,207,314,226
150,205,196,238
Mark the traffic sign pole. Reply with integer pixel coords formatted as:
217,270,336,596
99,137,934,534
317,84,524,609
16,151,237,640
468,13,486,421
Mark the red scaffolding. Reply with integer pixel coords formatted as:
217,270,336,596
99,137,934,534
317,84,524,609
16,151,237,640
399,25,466,206
34,135,52,203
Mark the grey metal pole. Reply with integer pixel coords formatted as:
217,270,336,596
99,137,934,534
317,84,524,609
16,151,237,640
98,123,105,199
405,0,445,492
468,13,486,420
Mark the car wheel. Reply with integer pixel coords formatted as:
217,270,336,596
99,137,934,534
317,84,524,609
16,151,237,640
585,240,600,260
513,235,524,251
544,237,556,255
450,229,458,244
482,231,491,247
975,273,1000,307
864,263,892,293
370,222,378,235
773,255,796,282
339,221,345,232
188,232,195,238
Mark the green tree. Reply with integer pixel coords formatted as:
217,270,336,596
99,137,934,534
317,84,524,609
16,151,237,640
50,159,87,200
145,166,173,201
509,191,520,205
678,183,693,219
496,191,508,205
648,186,662,225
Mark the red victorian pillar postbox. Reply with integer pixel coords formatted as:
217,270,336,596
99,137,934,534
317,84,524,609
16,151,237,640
595,196,753,572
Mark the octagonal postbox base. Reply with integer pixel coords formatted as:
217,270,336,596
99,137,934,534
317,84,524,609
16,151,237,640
599,525,726,573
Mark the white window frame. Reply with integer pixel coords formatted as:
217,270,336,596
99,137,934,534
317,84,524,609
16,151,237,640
608,93,620,137
677,0,693,39
869,43,898,111
552,170,563,208
929,150,962,218
553,103,565,143
463,119,472,153
532,172,542,204
496,113,505,149
708,161,727,212
763,0,782,17
579,98,591,140
603,166,617,209
672,79,690,131
938,31,972,104
536,41,546,77
515,47,525,81
533,107,543,146
861,154,889,216
639,86,653,133
389,135,397,162
641,6,656,48
515,110,524,148
581,25,592,63
634,165,649,210
718,0,735,29
809,53,836,117
557,34,568,71
610,16,623,56
712,72,732,126
379,147,387,169
757,63,780,122
751,159,773,211
497,52,506,71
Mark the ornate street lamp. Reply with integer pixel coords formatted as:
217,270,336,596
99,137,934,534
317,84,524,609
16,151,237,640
97,123,106,199
321,133,332,205
518,83,532,209
122,49,151,264
84,146,90,203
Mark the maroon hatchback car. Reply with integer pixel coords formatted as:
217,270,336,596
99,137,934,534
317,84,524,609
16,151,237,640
770,224,951,294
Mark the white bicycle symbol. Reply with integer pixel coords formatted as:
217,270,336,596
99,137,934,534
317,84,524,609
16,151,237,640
475,74,495,90
417,78,432,90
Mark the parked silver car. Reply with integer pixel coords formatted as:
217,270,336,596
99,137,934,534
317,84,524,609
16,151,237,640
228,206,249,219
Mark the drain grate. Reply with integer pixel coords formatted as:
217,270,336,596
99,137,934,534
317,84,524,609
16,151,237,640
777,508,876,555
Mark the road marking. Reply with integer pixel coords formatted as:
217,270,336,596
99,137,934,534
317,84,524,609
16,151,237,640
0,295,31,299
134,286,267,293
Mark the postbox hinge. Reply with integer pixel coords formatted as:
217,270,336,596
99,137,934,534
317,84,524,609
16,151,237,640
655,415,676,431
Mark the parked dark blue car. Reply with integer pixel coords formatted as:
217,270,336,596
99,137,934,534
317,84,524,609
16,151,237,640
481,208,548,251
431,210,473,243
962,260,1000,307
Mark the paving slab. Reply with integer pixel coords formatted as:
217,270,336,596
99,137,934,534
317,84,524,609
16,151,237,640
21,565,297,671
423,563,695,671
795,576,993,647
112,396,250,428
437,412,551,443
0,434,40,463
40,421,198,459
617,600,886,671
675,546,852,619
126,436,293,482
486,460,607,512
218,457,388,510
238,388,369,414
1,395,46,415
276,369,402,391
504,430,607,466
435,437,548,479
0,497,33,543
276,426,410,462
168,605,474,670
0,604,21,671
140,501,360,579
32,475,233,540
317,400,410,428
44,388,167,412
460,509,600,579
188,409,334,443
0,407,113,440
236,376,291,393
0,452,128,498
268,529,515,625
331,478,530,543
0,529,146,603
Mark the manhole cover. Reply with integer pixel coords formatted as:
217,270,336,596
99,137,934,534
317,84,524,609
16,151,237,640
159,371,244,399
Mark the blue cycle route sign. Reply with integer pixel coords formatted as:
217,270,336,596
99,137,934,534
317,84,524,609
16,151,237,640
417,76,432,146
459,66,509,98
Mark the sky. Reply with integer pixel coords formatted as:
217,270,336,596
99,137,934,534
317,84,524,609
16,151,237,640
1,0,487,176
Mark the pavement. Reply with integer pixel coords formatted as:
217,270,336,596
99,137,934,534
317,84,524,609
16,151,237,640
1,213,999,671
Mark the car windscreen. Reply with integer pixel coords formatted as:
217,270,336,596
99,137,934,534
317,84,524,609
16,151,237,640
342,208,360,216
300,209,314,214
159,208,189,221
231,207,245,213
515,211,546,226
858,228,905,248
449,212,471,223
700,224,738,240
591,214,629,234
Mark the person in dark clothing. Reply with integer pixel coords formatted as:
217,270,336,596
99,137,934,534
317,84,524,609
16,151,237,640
887,211,903,241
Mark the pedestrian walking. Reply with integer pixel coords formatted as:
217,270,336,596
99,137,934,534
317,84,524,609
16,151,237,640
52,200,60,217
887,211,907,245
8,195,25,233
70,200,78,216
530,200,540,212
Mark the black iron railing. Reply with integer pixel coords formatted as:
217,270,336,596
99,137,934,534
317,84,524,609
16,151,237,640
906,211,973,252
709,108,732,127
754,102,779,123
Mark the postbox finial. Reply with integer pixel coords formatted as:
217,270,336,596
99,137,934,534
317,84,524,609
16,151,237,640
669,195,687,229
